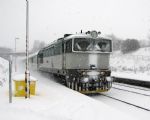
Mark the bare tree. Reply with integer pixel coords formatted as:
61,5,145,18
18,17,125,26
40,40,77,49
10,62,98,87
121,39,140,54
31,40,46,53
106,34,122,51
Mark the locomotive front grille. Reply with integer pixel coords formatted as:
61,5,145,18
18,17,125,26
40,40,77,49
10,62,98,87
79,79,112,93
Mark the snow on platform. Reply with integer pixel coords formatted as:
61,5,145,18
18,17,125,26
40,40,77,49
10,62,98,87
13,74,37,81
0,58,136,120
0,71,136,120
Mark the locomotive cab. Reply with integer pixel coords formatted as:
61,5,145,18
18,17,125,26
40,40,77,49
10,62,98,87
64,31,113,93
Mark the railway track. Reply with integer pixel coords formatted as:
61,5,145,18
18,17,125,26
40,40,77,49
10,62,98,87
112,87,150,97
113,82,150,91
99,93,150,112
92,83,150,112
112,82,150,96
113,77,150,88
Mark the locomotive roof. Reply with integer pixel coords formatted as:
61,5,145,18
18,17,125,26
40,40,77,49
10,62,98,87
64,33,112,41
39,33,112,51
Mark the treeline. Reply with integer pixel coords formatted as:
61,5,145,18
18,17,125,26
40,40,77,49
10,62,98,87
121,39,140,53
31,40,46,53
106,34,141,54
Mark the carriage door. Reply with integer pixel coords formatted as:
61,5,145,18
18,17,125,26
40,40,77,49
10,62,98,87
37,52,43,68
62,41,66,70
64,39,72,70
51,46,54,68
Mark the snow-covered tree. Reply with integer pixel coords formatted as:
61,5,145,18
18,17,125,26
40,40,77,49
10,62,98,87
121,39,140,53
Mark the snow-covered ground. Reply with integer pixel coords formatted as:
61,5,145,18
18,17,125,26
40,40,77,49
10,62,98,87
93,83,150,120
0,57,8,87
110,47,150,81
93,93,150,120
0,57,136,120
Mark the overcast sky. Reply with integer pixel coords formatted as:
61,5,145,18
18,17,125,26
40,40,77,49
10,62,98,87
0,0,150,51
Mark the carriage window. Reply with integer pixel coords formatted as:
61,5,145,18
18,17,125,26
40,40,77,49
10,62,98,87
31,58,33,63
43,50,46,57
46,50,49,57
49,48,52,56
66,39,72,53
48,47,54,56
54,45,59,55
38,52,43,63
54,42,62,55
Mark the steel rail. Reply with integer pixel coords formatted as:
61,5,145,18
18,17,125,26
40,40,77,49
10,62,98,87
113,82,150,91
100,94,150,112
112,87,150,97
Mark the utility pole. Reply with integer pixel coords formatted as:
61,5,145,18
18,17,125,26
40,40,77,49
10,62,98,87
25,0,30,98
15,37,19,72
9,55,12,103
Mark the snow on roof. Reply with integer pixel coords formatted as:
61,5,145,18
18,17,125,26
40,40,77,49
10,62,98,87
64,33,112,41
13,74,37,81
40,33,112,51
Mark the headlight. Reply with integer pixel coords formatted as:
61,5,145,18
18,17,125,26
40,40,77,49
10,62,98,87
82,72,86,75
106,77,112,82
81,77,89,83
100,71,105,75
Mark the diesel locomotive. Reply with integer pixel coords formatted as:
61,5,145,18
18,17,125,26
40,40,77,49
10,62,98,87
30,30,113,93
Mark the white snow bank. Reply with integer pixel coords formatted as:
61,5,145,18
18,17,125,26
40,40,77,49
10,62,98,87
130,47,150,56
112,72,150,81
112,47,150,56
13,74,37,81
110,47,150,81
0,57,8,86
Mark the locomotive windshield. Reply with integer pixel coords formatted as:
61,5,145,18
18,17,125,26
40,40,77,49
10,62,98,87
74,38,112,52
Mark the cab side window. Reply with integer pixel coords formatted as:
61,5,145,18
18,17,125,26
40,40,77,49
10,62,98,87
54,42,62,55
66,39,72,53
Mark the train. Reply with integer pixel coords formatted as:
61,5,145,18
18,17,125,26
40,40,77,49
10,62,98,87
29,30,113,94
